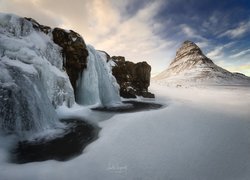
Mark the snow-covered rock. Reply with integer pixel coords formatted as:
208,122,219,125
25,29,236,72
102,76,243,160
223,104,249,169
154,40,250,86
0,13,74,134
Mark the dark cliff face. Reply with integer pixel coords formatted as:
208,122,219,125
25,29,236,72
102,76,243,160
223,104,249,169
25,18,88,94
112,56,154,98
52,28,88,93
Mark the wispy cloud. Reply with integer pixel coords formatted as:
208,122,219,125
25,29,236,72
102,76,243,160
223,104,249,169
226,64,250,76
206,46,224,59
206,42,235,59
179,24,205,40
196,41,210,48
219,21,250,39
230,49,250,58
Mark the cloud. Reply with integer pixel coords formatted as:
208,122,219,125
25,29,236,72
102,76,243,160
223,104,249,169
229,49,250,58
91,0,176,74
94,0,172,53
196,41,210,48
216,59,250,76
219,21,250,39
206,42,235,59
1,0,250,76
238,64,250,71
0,0,175,73
0,0,62,27
179,24,205,40
225,64,250,76
206,46,224,59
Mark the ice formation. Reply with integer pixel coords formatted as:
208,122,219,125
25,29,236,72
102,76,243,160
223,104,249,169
76,45,122,107
0,61,60,135
0,13,74,135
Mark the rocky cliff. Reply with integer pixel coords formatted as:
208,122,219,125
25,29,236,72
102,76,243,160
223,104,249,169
112,56,154,98
154,40,250,85
25,18,88,93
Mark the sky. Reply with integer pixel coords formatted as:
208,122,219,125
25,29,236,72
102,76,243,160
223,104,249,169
0,0,250,76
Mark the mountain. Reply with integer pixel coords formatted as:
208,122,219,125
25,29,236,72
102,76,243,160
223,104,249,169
154,40,250,86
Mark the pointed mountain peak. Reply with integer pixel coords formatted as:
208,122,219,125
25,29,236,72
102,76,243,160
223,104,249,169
170,40,213,66
182,40,197,46
176,40,202,58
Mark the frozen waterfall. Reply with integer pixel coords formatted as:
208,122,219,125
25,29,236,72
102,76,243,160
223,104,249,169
0,13,73,135
76,45,122,107
0,62,60,136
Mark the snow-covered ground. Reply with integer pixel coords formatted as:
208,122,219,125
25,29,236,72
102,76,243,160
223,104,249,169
1,83,250,180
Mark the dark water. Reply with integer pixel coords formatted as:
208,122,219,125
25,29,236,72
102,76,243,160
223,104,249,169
10,101,163,164
11,119,100,164
92,101,163,113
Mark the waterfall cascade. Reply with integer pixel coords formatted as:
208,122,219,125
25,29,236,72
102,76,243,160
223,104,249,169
76,45,123,107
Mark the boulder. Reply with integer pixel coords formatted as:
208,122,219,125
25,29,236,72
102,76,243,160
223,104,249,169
112,56,155,98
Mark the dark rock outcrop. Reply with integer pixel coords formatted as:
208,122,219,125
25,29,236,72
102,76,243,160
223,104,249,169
25,18,89,94
24,17,51,34
112,56,154,98
52,28,88,92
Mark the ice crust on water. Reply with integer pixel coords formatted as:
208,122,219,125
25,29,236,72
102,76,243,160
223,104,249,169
0,13,74,135
76,45,123,108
